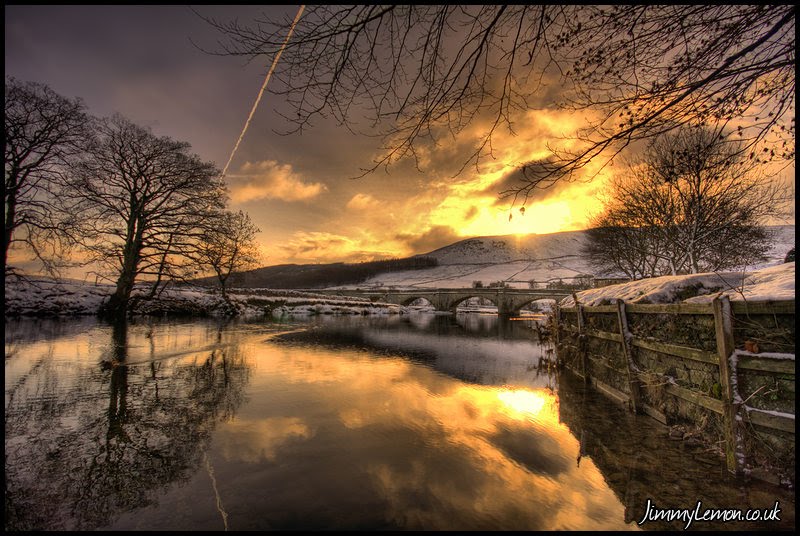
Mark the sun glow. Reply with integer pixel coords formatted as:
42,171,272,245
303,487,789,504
496,388,558,424
453,197,599,238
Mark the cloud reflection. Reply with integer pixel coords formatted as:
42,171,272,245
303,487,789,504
213,340,634,530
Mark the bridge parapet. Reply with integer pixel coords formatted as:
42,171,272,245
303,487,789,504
311,288,571,315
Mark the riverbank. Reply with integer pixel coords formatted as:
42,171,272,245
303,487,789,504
552,262,795,488
3,275,406,318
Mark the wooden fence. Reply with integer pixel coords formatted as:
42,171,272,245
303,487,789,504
554,296,795,480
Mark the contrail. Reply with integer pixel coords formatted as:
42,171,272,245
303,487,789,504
221,4,306,179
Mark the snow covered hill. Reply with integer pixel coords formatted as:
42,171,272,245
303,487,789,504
350,225,794,289
4,226,793,316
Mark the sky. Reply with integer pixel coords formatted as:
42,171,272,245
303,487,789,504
5,5,793,268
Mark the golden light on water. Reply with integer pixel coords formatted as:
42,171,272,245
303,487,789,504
221,342,629,530
496,388,549,420
6,321,637,531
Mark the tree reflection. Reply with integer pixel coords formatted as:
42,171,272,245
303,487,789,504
4,319,250,531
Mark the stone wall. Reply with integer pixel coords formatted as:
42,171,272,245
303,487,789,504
555,298,795,487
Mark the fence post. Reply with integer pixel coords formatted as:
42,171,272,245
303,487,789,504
553,303,561,347
574,293,589,385
616,299,641,414
712,296,740,475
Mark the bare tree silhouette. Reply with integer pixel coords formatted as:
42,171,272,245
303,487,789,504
198,5,794,205
4,78,90,274
584,126,789,277
62,114,226,318
193,210,261,303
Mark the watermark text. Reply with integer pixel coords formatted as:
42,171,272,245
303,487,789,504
637,498,781,529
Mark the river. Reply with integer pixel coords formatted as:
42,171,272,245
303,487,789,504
4,313,794,530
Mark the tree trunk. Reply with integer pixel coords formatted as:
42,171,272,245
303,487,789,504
4,176,18,273
217,271,234,309
101,215,143,319
103,270,137,319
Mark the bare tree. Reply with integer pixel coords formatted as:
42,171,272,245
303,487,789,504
64,114,226,318
4,77,89,274
199,5,794,203
583,218,663,281
584,126,789,277
194,209,261,302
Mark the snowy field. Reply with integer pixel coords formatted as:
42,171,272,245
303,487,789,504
3,278,404,318
348,225,794,290
4,226,794,316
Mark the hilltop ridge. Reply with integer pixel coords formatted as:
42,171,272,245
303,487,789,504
203,225,794,290
350,225,795,289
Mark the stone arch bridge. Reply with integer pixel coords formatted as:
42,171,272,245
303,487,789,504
316,288,572,316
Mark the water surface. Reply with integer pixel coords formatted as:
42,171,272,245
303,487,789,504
4,314,793,530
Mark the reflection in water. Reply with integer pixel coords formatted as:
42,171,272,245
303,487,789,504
277,313,554,390
557,372,796,531
4,318,251,531
4,314,794,531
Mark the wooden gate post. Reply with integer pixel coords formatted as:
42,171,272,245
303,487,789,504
712,296,740,475
616,299,642,414
553,303,561,346
574,293,589,385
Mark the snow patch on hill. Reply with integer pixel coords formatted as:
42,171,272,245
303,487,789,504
352,225,794,290
5,226,793,315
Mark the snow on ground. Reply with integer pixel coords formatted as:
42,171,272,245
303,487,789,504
343,225,794,290
4,276,114,316
5,226,793,315
559,262,795,307
3,276,405,318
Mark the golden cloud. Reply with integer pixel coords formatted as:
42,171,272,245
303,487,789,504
346,193,383,212
227,160,327,203
366,108,613,241
259,108,615,264
279,230,402,263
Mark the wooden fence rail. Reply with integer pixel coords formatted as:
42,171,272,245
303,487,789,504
555,297,795,476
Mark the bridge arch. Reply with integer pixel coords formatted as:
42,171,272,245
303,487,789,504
515,297,558,313
401,296,436,307
449,295,499,313
312,288,571,315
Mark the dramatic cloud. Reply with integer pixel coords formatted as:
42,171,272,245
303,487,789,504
227,160,327,203
482,158,576,205
279,231,401,264
398,225,462,254
376,108,613,240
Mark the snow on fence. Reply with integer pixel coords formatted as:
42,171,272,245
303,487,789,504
554,296,794,484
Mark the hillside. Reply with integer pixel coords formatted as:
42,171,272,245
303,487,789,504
203,256,439,289
5,226,793,317
216,225,793,290
341,225,795,289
